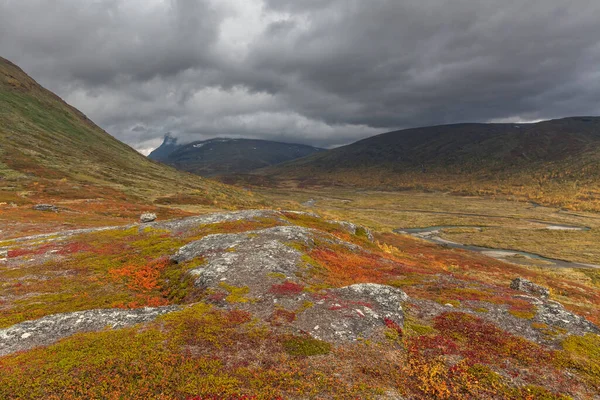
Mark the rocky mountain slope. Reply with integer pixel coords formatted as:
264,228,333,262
0,57,260,237
149,136,323,177
1,209,599,399
261,118,600,211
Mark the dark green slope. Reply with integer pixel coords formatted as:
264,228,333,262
262,118,600,210
274,118,600,170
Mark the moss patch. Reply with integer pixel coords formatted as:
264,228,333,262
282,336,332,356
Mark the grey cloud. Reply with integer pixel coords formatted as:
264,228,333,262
1,0,599,152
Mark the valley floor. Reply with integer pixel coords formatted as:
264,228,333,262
257,187,600,266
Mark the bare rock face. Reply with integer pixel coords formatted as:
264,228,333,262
510,277,550,299
0,306,178,356
140,213,157,223
171,225,406,343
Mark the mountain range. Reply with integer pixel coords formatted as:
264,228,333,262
149,135,323,177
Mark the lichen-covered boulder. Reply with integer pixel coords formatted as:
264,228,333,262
172,225,316,288
510,277,550,299
332,220,374,241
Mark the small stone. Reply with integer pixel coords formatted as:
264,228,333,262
140,213,157,223
444,303,454,308
33,204,58,212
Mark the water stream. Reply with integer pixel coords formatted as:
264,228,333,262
394,225,599,269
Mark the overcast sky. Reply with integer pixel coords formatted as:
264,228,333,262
1,0,600,154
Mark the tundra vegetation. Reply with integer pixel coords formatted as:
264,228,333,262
1,209,599,399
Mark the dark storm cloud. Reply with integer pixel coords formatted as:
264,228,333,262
1,0,599,153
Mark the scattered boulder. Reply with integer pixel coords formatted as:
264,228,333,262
302,198,316,207
140,213,157,223
33,204,58,212
0,306,179,356
510,277,550,299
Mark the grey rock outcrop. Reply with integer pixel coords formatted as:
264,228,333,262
0,306,178,356
173,225,317,285
150,209,289,233
332,220,374,241
510,277,550,299
171,225,406,343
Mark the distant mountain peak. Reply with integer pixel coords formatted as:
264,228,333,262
149,133,182,162
162,132,178,145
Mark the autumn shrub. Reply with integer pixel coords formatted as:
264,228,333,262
557,333,600,390
0,303,376,399
431,312,553,366
109,257,170,292
309,247,392,286
187,396,260,400
269,281,304,295
384,318,404,337
162,258,206,303
269,308,297,325
7,242,93,258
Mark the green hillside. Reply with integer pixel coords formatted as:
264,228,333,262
0,57,256,207
0,57,262,238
